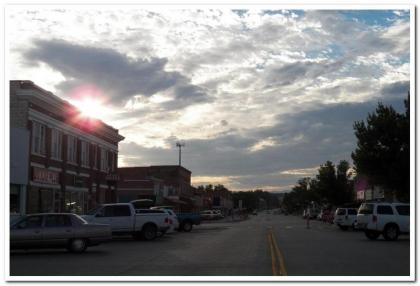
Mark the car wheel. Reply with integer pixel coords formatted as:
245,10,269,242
182,221,193,232
142,224,157,241
383,224,399,241
339,225,348,231
365,230,380,240
68,238,87,253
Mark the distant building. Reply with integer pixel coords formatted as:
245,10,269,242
10,80,124,216
117,165,196,211
354,176,386,202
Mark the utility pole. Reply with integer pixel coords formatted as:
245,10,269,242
176,142,185,166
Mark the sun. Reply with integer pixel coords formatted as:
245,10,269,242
73,97,108,120
67,84,110,121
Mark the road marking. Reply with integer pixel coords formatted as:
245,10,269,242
267,227,288,276
267,230,278,275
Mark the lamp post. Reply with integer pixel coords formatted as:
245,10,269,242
176,142,185,166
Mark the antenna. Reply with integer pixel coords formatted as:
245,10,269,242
176,142,185,166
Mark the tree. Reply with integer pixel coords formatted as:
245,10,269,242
351,95,410,201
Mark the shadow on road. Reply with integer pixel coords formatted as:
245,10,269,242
10,249,110,256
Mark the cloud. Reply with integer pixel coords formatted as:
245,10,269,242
118,96,408,192
23,39,212,109
9,9,411,192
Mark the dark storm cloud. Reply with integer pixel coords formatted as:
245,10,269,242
265,60,343,87
23,39,211,108
120,95,408,191
380,81,410,99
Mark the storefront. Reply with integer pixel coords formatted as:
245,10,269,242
27,167,61,214
64,188,89,214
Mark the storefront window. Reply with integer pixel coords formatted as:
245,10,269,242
65,191,88,214
10,184,20,213
39,189,54,213
27,188,59,214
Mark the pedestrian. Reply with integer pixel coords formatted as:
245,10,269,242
306,207,310,229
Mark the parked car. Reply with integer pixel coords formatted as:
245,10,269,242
10,213,111,253
356,202,409,241
214,210,224,219
333,208,358,230
149,206,201,232
321,210,334,224
252,210,258,215
159,209,179,234
82,203,170,241
200,210,219,220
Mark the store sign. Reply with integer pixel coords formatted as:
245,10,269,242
33,167,59,185
356,190,365,200
106,173,119,181
365,189,373,200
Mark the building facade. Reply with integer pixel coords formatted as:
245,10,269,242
10,80,124,216
117,165,196,211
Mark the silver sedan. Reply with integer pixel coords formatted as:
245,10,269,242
10,213,112,253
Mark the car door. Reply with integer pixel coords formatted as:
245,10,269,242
111,205,133,232
93,206,115,230
43,215,74,247
395,205,410,232
376,205,395,231
10,215,44,249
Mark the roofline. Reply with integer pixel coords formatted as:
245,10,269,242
11,80,125,142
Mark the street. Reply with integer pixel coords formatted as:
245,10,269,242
10,213,410,277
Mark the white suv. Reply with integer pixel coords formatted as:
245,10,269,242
356,202,409,241
333,208,358,230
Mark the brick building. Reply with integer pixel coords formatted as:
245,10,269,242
10,80,124,216
117,165,196,211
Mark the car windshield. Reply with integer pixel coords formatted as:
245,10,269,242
73,214,88,224
336,209,346,215
358,203,374,215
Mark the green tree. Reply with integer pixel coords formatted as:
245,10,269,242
351,95,410,201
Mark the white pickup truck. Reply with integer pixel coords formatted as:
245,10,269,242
82,203,170,241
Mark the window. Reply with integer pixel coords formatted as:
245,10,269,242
396,205,409,216
93,145,98,169
336,209,346,215
103,206,114,217
81,141,90,167
51,129,62,160
10,184,20,213
15,216,43,229
67,135,77,163
108,152,115,172
45,215,72,227
100,148,108,172
31,121,46,155
358,204,373,215
377,205,394,215
347,209,357,215
113,206,131,217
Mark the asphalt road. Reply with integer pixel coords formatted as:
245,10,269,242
9,213,410,277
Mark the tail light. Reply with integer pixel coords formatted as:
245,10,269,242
169,219,173,225
372,215,377,223
164,217,169,224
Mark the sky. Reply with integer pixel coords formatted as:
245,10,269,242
7,7,411,192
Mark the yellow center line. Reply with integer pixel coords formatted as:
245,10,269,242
267,229,278,276
267,227,288,276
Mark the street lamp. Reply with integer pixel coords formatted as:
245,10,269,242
176,141,185,166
